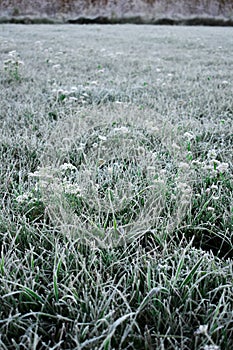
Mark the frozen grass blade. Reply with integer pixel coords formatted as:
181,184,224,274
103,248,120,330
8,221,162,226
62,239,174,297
23,287,45,304
180,256,203,288
101,313,135,350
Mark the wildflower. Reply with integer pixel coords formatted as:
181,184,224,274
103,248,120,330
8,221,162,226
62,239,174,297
29,171,49,179
179,162,190,170
29,169,53,179
147,166,156,176
112,126,130,134
98,135,107,141
171,193,177,200
36,180,48,190
90,81,98,86
192,160,203,167
194,324,208,335
3,59,12,66
68,97,78,102
207,149,217,159
62,182,81,195
209,159,220,166
60,163,77,172
207,207,215,212
48,182,62,193
52,64,61,69
209,159,221,169
176,182,190,190
203,164,216,172
216,162,229,173
184,132,195,140
172,142,180,150
180,200,190,206
8,50,17,57
159,169,167,175
136,146,146,156
107,167,113,175
16,192,31,203
151,125,159,132
154,178,165,185
203,346,220,350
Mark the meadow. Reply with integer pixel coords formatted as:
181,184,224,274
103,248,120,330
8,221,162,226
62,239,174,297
0,24,232,349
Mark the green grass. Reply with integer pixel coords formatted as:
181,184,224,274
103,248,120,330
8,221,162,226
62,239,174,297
0,24,232,349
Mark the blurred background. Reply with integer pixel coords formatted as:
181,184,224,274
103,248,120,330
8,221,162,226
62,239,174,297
0,0,233,22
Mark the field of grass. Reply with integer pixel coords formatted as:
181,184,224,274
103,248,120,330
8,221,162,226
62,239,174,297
0,24,232,349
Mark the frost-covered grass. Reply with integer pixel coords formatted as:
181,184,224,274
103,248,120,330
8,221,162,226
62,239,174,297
0,24,232,350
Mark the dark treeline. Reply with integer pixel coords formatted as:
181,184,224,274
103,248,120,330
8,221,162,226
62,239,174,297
0,0,232,20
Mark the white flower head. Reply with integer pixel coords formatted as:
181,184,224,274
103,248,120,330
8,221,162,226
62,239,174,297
184,132,195,140
192,160,203,167
98,135,107,141
8,50,18,58
107,167,113,175
207,207,215,212
16,192,31,203
179,162,190,170
203,345,220,350
68,97,78,102
172,142,181,150
28,170,53,179
62,182,81,195
92,143,98,149
207,149,217,159
90,81,98,86
209,159,221,167
154,178,165,185
113,126,130,134
60,163,77,172
217,162,229,173
194,324,208,335
52,64,61,70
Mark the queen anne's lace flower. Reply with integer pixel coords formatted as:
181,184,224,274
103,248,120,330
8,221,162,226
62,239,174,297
194,324,208,335
216,162,229,173
60,163,77,172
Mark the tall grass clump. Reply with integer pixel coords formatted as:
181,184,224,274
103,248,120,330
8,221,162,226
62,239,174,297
0,24,232,349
